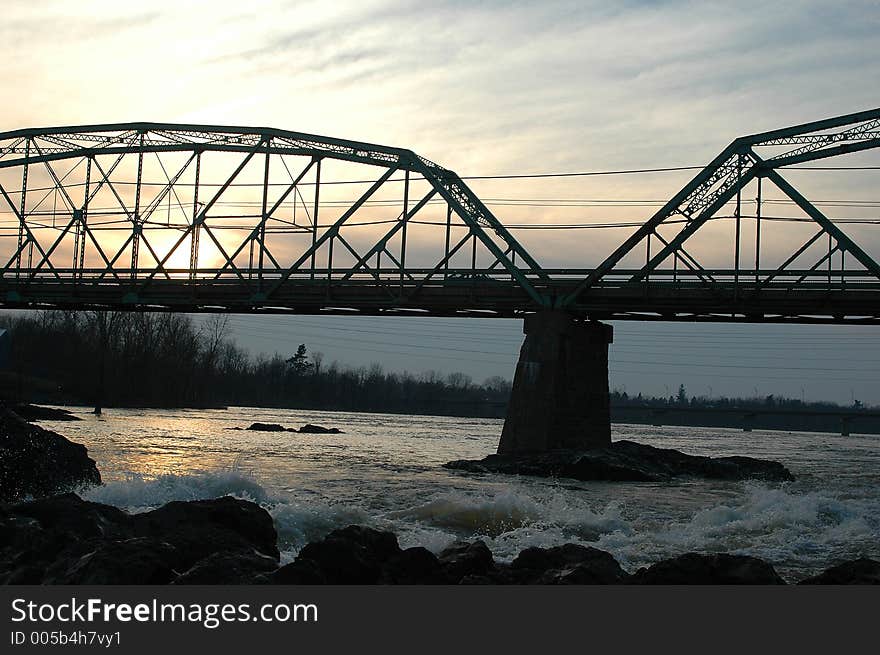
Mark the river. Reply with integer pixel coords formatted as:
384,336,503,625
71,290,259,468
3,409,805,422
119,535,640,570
39,406,880,582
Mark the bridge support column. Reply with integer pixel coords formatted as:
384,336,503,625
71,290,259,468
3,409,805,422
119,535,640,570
498,311,613,454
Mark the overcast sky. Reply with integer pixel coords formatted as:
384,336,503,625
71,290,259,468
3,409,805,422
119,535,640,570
3,0,879,404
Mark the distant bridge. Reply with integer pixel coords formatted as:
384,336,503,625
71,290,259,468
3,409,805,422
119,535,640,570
0,109,878,323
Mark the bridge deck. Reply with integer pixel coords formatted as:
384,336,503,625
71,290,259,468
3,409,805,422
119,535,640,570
3,268,878,322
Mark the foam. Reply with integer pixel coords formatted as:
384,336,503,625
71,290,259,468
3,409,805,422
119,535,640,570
82,470,270,511
78,466,878,581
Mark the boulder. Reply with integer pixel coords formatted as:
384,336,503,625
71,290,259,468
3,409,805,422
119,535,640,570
292,525,401,584
798,558,880,585
0,408,101,502
45,537,179,585
174,550,279,585
132,496,280,563
12,404,81,422
245,422,292,432
511,544,629,584
438,540,495,582
445,439,793,483
381,547,445,584
298,424,343,434
0,493,279,585
267,558,328,585
628,553,786,585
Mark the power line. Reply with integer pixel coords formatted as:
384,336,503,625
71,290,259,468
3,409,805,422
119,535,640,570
7,163,877,194
224,319,880,367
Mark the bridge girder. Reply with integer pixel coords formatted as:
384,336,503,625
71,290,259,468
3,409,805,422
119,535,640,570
0,112,877,323
0,122,549,311
563,108,880,311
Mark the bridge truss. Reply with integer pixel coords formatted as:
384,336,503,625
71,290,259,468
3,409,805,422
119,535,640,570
0,110,878,322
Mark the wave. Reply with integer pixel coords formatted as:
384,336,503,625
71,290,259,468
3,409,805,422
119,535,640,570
82,470,271,510
81,469,371,562
594,482,878,574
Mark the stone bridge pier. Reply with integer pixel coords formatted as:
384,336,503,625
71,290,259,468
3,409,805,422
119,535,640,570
498,311,613,454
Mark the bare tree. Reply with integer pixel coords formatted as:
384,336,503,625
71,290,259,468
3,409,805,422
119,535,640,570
311,350,324,376
87,310,127,415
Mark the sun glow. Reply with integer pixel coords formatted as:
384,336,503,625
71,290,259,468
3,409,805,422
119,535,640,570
148,231,224,276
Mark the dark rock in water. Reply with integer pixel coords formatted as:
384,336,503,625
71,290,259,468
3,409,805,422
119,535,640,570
511,544,629,584
628,553,786,585
458,574,497,585
268,558,328,585
293,525,402,584
381,547,445,584
174,550,279,585
0,407,101,502
274,529,486,585
444,439,794,483
5,492,129,541
49,537,179,585
245,422,292,432
12,404,82,422
438,540,495,581
133,497,280,564
298,424,343,434
239,422,343,433
798,558,880,585
0,493,279,584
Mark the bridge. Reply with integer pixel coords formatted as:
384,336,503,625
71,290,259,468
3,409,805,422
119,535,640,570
1,109,878,453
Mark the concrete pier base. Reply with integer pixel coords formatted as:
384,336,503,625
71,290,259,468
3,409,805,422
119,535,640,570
498,311,613,454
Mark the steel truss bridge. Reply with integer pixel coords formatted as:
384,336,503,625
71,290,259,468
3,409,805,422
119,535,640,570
0,109,878,323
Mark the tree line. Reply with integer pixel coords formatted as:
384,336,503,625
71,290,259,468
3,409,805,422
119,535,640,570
1,311,512,417
611,385,871,411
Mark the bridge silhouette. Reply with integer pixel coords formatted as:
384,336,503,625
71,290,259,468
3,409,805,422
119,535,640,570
0,108,878,323
1,109,878,452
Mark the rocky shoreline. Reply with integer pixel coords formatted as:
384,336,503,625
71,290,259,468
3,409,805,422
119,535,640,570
1,404,876,585
0,404,100,502
2,493,878,584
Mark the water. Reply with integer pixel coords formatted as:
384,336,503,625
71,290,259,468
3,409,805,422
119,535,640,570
38,406,880,582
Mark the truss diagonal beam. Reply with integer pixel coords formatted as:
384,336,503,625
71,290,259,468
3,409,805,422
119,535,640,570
213,158,316,280
340,189,437,282
761,166,880,280
564,107,880,306
629,166,758,284
266,166,400,296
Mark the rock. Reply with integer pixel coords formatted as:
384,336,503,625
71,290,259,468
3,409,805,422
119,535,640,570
798,558,880,585
444,439,794,483
0,493,279,585
458,574,497,584
511,544,629,584
381,547,445,584
6,492,129,540
12,404,81,422
298,424,343,434
174,550,279,585
0,407,101,502
292,525,401,584
46,537,179,585
267,558,328,585
132,496,280,563
438,540,495,582
628,553,786,585
245,422,292,432
235,423,344,434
